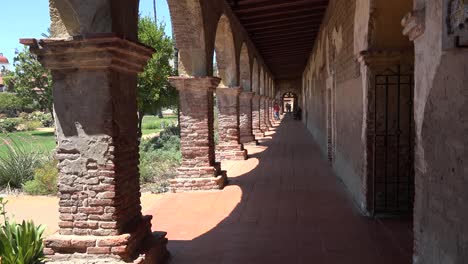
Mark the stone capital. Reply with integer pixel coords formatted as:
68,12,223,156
401,9,425,41
239,91,255,99
216,86,242,96
169,76,221,92
21,34,153,73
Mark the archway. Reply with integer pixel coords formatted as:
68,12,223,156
252,58,259,94
214,14,238,87
167,0,207,76
239,43,251,91
213,14,246,161
282,92,298,113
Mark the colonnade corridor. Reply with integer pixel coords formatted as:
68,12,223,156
144,115,413,264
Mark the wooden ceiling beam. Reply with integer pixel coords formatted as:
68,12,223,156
233,0,328,14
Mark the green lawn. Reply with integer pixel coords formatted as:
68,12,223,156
141,115,177,135
0,115,178,157
0,130,56,157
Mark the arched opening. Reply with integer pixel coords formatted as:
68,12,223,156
282,92,298,113
167,0,206,76
212,14,246,161
239,43,251,91
252,58,259,94
214,14,237,87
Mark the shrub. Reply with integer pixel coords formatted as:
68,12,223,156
139,125,181,193
0,119,20,133
23,159,58,195
0,137,44,189
27,111,53,127
0,197,45,264
18,112,29,119
17,121,42,132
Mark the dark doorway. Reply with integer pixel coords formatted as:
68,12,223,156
369,65,415,216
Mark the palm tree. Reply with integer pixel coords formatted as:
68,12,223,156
153,0,157,22
41,28,51,38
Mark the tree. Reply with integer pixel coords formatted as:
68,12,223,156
137,16,177,139
3,48,53,115
0,93,28,116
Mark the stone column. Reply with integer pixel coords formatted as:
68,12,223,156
259,96,268,132
23,36,168,263
252,94,264,139
216,87,248,161
169,77,227,191
239,91,257,145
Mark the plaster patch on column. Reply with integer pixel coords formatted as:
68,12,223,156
354,0,371,55
332,26,344,54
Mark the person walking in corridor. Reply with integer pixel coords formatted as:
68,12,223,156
274,103,280,120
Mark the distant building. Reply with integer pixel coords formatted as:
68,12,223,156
0,53,10,92
0,53,9,72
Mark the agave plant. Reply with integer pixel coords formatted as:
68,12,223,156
0,136,44,189
0,197,46,264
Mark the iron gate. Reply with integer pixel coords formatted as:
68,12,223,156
371,65,415,215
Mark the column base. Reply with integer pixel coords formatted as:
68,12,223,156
44,217,169,264
170,164,227,192
240,135,258,146
216,144,248,161
267,118,274,128
253,129,265,139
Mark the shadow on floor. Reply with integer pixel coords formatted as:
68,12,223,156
147,116,413,264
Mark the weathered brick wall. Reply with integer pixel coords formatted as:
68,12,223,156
252,95,264,138
53,70,143,239
302,0,366,207
216,87,247,161
239,92,256,144
259,96,268,132
409,1,468,263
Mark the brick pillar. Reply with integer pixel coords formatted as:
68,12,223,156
268,98,274,124
259,96,268,132
168,77,227,191
252,94,264,139
269,99,275,124
266,97,274,128
216,87,248,161
24,36,168,263
239,91,258,145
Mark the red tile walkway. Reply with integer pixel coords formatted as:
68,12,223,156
145,116,413,264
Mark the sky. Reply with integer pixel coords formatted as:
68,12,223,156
0,0,172,67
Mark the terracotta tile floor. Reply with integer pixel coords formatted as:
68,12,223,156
145,116,413,264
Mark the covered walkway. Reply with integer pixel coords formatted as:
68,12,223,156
26,1,468,262
146,116,412,264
